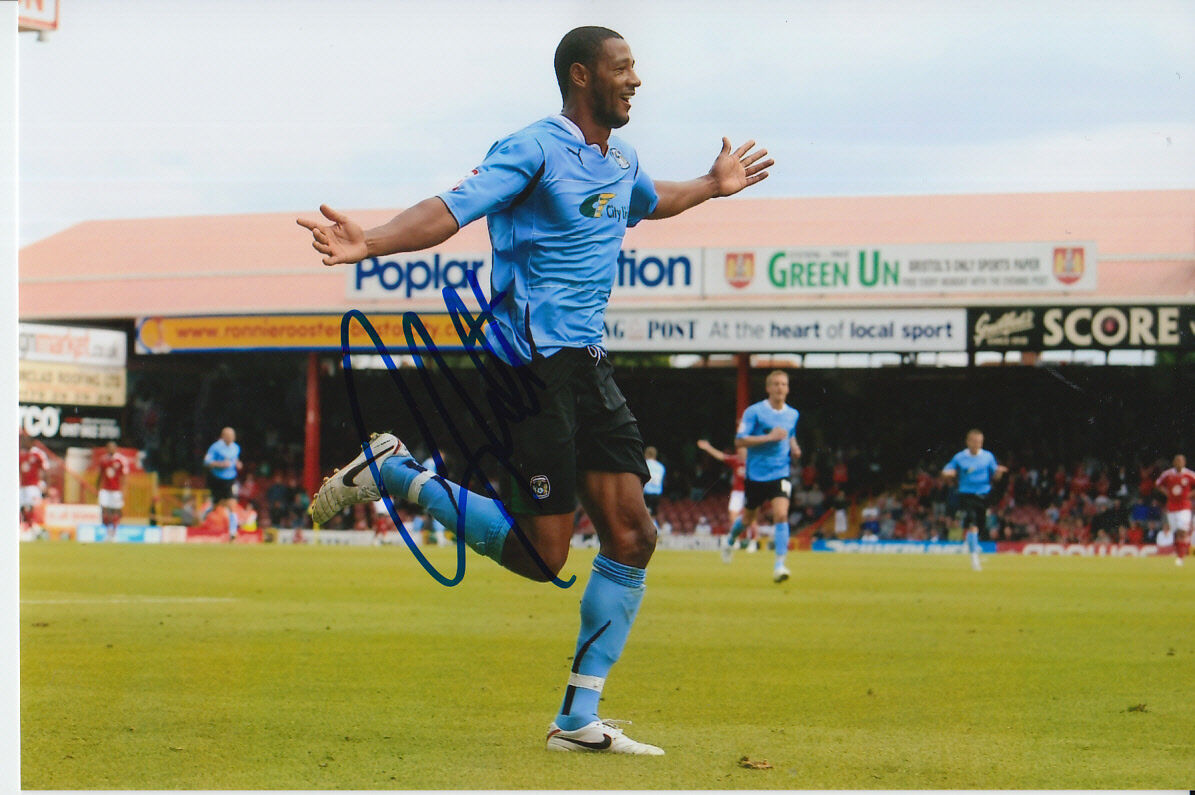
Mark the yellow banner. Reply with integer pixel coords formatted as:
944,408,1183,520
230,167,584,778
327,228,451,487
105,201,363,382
134,313,485,354
18,361,127,406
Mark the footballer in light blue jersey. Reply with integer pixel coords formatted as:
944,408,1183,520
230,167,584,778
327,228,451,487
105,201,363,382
734,370,802,583
737,400,800,482
300,26,774,755
945,448,999,495
439,115,658,363
941,429,1007,571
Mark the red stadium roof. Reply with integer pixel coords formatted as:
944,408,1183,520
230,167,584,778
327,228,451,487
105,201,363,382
18,190,1195,320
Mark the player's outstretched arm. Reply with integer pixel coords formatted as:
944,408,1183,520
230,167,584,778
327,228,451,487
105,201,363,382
697,439,728,462
297,199,460,266
648,138,773,220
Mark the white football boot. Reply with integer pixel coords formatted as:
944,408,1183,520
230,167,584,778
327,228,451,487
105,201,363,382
721,537,734,563
773,563,791,583
546,719,664,755
309,433,406,525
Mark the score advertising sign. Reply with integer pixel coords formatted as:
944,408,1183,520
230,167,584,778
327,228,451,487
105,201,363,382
968,305,1195,351
603,308,966,353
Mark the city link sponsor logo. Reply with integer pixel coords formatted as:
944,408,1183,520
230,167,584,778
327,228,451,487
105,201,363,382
972,309,1035,348
578,192,629,221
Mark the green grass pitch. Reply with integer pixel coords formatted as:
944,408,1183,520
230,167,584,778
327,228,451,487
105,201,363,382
19,542,1194,789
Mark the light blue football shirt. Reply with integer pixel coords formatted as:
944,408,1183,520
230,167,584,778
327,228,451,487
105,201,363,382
204,440,240,481
438,115,659,362
644,458,665,496
736,400,800,482
944,449,998,495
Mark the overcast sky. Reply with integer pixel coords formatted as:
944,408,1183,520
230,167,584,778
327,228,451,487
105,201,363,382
16,0,1195,246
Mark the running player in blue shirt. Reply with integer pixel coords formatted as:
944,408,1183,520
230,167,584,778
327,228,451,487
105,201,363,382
642,446,665,519
941,429,1007,571
735,370,801,583
298,26,771,755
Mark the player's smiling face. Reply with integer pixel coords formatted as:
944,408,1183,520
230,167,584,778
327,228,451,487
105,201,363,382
589,38,639,129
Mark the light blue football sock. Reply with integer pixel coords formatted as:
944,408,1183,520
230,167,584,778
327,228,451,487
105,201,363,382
726,517,744,545
966,529,979,554
555,554,646,731
774,522,790,564
379,456,511,564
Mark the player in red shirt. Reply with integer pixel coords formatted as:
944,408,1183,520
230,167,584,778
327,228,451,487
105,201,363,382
697,438,757,561
1154,453,1194,566
19,435,49,530
96,442,130,541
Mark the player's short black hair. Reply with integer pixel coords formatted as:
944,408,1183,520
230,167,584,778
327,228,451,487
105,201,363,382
554,26,623,101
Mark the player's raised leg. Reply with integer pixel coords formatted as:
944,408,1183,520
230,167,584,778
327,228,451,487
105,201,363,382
311,432,568,578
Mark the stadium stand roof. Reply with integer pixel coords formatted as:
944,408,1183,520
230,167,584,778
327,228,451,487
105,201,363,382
19,190,1195,320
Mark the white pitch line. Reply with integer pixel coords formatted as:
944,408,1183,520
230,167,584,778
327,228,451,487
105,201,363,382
20,596,239,605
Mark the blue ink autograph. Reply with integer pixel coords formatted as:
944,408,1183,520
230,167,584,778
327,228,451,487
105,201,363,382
339,271,576,589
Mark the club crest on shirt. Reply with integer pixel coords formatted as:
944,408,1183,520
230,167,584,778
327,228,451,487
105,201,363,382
609,147,630,169
530,475,551,500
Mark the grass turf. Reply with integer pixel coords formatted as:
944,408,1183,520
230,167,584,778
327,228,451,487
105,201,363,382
19,541,1194,789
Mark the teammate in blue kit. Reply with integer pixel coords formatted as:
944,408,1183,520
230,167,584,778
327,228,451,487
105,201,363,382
735,370,802,583
941,429,1007,571
642,446,665,519
298,26,772,755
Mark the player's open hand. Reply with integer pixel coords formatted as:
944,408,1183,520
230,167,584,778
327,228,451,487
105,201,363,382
297,205,368,266
709,138,773,198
